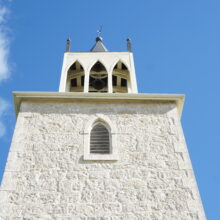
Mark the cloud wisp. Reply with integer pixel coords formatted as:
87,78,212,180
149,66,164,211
0,3,11,138
0,5,10,82
0,97,9,138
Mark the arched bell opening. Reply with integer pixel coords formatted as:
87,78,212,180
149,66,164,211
112,61,129,93
89,61,108,93
66,61,84,92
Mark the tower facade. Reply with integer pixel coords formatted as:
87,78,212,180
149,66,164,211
0,37,206,220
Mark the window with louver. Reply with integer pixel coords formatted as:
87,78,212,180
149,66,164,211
90,123,110,154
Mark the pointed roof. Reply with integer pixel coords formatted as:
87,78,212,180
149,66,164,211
90,37,108,52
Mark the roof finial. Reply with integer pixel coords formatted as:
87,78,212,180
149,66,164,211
97,25,103,37
96,25,103,42
66,37,71,52
127,38,132,52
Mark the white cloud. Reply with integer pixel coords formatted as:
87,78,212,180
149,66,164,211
0,3,11,138
0,5,10,82
0,97,9,138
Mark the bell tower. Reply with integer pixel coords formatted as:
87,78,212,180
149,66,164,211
59,36,138,93
0,35,206,219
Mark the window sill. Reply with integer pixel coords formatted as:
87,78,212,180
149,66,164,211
84,154,119,161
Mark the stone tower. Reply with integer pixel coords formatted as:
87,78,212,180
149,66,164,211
0,36,206,220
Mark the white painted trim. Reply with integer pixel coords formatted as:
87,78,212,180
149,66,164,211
59,53,68,92
108,69,113,93
84,69,89,92
128,53,138,93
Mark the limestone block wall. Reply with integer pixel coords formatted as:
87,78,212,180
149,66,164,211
0,100,206,220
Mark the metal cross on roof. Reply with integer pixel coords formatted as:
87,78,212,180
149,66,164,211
97,25,103,37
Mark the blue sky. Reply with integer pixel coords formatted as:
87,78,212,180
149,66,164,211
0,0,219,219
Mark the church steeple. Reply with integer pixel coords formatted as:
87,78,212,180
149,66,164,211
59,35,138,93
2,31,206,220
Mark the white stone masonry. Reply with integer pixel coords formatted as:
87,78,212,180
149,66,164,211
0,99,206,220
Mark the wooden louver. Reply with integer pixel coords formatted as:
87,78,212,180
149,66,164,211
90,123,110,154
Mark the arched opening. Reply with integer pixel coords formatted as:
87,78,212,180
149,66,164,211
89,61,108,92
66,61,84,92
90,123,110,154
112,61,129,93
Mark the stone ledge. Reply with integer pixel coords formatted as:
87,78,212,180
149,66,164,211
13,92,185,118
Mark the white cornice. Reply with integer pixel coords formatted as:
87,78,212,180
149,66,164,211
13,92,185,118
65,52,131,54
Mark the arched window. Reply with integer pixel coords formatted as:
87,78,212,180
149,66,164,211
89,61,108,92
112,61,130,93
66,61,84,92
83,115,118,161
90,123,110,154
